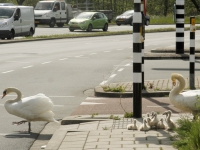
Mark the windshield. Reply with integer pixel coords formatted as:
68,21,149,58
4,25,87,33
75,12,93,19
35,2,54,10
0,8,15,19
122,10,134,16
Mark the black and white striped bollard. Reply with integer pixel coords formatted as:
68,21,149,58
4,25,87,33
176,0,185,54
190,16,196,89
133,0,142,118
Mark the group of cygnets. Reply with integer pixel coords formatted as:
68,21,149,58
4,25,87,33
127,110,176,131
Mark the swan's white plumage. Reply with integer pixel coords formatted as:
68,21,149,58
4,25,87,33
127,119,138,130
169,73,200,115
3,88,58,125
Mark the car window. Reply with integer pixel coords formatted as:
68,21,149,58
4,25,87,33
98,13,104,19
76,12,92,19
61,2,65,10
54,2,60,10
123,10,134,16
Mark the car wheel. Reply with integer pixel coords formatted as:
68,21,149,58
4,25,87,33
117,24,121,26
145,20,150,26
69,28,74,32
57,23,64,27
102,23,108,31
26,29,34,37
49,19,55,28
7,30,14,40
87,24,92,32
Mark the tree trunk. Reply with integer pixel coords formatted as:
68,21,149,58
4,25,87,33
163,0,168,16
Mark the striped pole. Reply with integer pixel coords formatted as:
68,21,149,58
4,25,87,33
176,0,185,54
190,16,196,89
133,0,142,118
141,0,145,89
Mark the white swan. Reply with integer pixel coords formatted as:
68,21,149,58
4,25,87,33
169,73,200,116
147,112,159,129
162,110,176,130
2,87,58,132
139,118,150,131
127,119,138,130
157,118,166,129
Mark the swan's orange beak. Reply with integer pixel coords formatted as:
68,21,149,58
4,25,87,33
2,91,6,99
2,94,6,99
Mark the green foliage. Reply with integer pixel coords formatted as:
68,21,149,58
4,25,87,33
109,114,120,120
91,113,98,118
173,115,200,150
102,85,126,93
124,112,133,118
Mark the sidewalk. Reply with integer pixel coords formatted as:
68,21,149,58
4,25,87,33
34,82,196,150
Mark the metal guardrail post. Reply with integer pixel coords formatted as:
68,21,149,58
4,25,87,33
190,16,196,89
133,0,142,118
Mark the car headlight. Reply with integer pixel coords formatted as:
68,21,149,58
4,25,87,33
42,12,51,17
79,21,87,24
0,22,8,28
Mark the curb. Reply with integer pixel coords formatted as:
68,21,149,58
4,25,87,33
94,86,170,98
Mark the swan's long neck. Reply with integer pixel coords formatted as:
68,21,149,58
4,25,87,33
166,112,171,122
6,88,22,103
171,74,185,95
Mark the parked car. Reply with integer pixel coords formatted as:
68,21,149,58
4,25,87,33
68,12,108,32
115,10,150,26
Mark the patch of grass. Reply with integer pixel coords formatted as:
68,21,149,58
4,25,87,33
124,112,133,118
102,85,126,92
91,113,98,118
109,114,120,120
102,126,110,130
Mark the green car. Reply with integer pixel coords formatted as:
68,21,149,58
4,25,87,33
68,12,108,32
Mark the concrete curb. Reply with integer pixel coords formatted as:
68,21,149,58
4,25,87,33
94,85,170,98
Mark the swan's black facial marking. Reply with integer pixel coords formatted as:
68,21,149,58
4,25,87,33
2,90,7,99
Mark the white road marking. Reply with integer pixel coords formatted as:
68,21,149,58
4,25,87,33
86,97,108,100
41,61,52,64
90,53,97,55
125,64,130,66
81,102,105,105
100,80,107,85
110,74,116,78
118,68,124,72
23,65,34,69
6,61,30,63
147,105,174,108
49,96,75,98
116,49,123,51
2,70,14,74
59,58,68,61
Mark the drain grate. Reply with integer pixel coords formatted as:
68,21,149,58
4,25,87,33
112,118,136,129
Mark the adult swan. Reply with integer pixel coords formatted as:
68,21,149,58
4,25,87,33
169,73,200,117
2,87,58,132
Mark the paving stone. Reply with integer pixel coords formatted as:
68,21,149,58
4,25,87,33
85,141,109,145
110,141,134,144
97,144,122,148
98,138,121,142
63,137,86,142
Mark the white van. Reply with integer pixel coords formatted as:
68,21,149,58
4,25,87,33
34,0,74,27
0,6,35,40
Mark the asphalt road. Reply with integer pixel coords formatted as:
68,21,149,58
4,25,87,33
0,29,200,149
